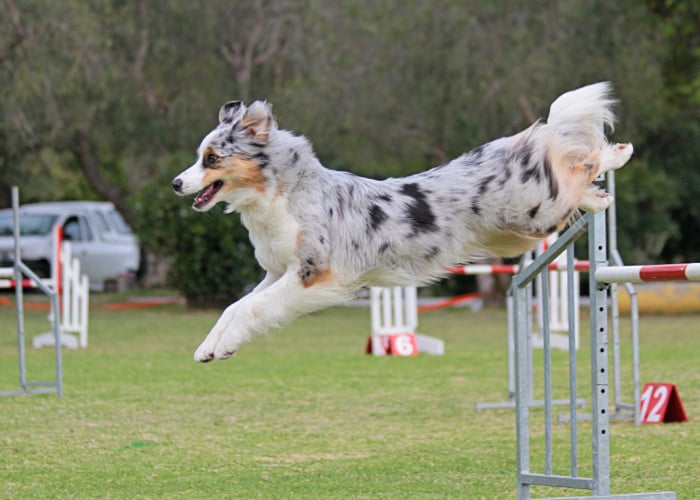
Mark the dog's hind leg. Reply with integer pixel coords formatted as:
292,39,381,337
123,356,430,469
578,143,633,213
193,271,281,362
579,187,613,213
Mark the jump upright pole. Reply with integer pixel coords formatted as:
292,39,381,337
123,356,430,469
0,187,63,398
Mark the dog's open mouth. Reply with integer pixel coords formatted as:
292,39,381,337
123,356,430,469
194,180,223,209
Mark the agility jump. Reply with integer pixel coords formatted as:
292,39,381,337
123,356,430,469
512,206,695,499
0,187,63,398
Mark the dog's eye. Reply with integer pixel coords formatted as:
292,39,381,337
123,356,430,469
205,153,218,165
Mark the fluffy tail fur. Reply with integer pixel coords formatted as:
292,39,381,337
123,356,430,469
545,82,617,166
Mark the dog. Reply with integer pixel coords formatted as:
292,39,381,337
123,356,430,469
172,82,633,362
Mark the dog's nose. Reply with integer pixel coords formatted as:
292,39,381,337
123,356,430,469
172,177,183,193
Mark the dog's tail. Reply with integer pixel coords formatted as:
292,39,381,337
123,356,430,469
545,82,616,161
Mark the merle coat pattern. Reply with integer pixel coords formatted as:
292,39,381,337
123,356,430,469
172,82,633,361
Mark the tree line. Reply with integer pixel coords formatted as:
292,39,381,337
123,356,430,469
1,0,698,303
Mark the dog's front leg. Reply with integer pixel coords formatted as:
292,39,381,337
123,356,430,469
207,270,348,360
193,271,281,362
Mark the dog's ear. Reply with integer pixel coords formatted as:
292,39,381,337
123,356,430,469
241,101,275,143
219,101,245,124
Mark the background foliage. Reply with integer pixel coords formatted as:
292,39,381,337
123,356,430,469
1,0,699,302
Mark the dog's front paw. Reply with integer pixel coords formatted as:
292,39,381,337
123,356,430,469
579,188,613,213
194,342,217,363
213,335,240,360
193,330,226,362
194,333,241,362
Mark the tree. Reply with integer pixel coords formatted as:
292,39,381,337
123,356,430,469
645,0,700,262
0,0,695,303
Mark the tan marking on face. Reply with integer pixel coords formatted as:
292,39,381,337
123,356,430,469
198,169,223,198
209,156,266,193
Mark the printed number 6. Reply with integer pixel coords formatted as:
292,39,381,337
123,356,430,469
394,334,416,356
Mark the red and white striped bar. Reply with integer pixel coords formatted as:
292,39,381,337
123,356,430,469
0,278,48,288
447,261,590,276
0,268,50,289
595,263,700,284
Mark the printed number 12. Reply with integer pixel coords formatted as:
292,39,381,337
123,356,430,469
640,384,669,423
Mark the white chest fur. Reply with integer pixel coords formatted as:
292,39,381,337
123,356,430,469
240,195,300,274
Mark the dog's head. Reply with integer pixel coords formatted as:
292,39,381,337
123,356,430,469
172,100,276,211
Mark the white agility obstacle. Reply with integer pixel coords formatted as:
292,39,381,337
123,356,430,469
368,286,444,355
32,240,90,349
60,242,90,348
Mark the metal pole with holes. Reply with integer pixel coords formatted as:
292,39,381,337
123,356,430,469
0,187,63,398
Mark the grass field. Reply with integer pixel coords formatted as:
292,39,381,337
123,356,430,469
1,295,698,499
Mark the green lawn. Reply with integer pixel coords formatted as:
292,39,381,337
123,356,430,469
0,298,698,499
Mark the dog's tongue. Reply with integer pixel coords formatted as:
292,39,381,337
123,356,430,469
194,183,219,208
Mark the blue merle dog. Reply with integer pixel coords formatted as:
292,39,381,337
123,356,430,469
172,82,633,361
